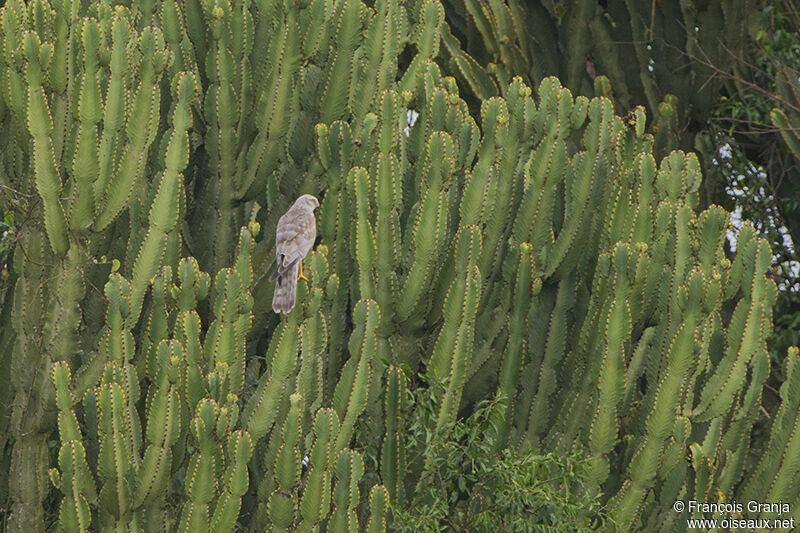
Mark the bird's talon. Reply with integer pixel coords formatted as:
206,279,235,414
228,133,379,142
297,261,308,282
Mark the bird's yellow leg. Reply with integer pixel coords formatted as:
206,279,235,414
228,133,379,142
297,260,309,281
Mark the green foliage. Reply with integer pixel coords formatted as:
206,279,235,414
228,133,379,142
0,0,796,531
392,385,602,532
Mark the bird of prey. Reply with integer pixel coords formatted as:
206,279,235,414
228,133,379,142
270,194,320,314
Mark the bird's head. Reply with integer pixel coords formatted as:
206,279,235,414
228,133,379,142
298,194,320,211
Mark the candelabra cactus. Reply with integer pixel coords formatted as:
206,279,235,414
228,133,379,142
0,0,796,531
298,407,339,527
50,362,97,533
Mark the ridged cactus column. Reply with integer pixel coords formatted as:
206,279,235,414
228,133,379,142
266,393,303,529
297,408,339,528
1,0,797,530
1,4,174,525
49,362,97,533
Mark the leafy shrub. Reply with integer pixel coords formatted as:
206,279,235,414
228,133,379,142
391,379,604,532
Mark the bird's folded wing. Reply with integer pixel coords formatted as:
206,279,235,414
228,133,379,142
269,256,299,282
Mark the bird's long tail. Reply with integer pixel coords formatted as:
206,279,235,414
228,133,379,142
272,262,299,313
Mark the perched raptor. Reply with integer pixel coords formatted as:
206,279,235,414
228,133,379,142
270,194,320,314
